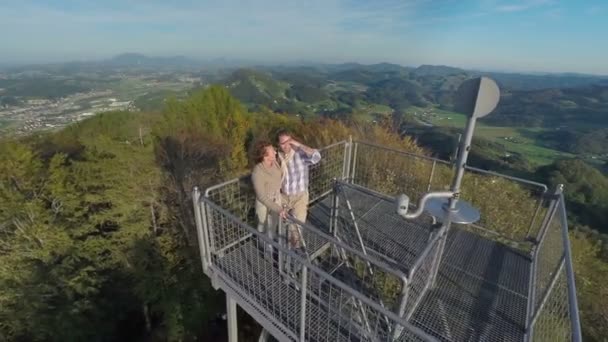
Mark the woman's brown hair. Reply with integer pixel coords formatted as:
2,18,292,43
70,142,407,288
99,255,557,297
253,140,273,164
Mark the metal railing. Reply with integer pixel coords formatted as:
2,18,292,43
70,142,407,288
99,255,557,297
350,141,548,249
526,191,582,342
193,138,581,342
199,194,438,341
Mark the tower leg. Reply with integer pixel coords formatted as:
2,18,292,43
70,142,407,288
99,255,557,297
258,329,269,342
227,295,238,342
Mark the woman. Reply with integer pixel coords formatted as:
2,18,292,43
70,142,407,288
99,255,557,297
251,140,287,241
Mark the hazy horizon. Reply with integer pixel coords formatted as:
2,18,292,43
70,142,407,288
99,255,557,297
1,0,606,75
2,53,607,77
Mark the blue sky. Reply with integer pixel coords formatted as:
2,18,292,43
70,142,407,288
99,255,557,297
0,0,606,74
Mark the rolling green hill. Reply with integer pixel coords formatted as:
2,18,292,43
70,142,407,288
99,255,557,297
224,68,289,105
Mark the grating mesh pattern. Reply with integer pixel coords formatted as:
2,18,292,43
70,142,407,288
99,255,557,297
460,167,548,246
534,199,564,308
405,233,442,320
308,142,349,203
353,142,452,203
531,264,572,342
333,184,436,271
206,177,257,225
352,142,547,249
410,228,530,342
529,197,574,341
534,201,565,311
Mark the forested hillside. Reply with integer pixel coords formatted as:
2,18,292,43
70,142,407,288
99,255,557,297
1,86,607,341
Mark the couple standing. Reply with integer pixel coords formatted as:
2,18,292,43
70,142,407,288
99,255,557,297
251,129,321,254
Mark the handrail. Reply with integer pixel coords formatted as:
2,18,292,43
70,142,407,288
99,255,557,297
204,176,243,197
464,165,548,191
200,196,438,341
353,139,550,192
353,140,452,165
200,195,408,282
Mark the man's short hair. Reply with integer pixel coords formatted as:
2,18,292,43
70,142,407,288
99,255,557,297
275,128,291,144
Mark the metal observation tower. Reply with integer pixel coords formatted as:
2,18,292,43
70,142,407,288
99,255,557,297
192,77,582,342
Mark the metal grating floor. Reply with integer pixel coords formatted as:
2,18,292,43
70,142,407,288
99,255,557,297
213,188,531,341
309,188,530,341
308,188,437,274
409,228,529,342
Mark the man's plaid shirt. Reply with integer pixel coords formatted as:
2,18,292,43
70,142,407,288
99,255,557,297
281,148,322,195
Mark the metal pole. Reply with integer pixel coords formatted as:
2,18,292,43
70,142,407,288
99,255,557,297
524,251,537,342
278,219,285,275
299,266,309,342
430,116,477,286
351,141,358,183
392,278,410,340
329,187,337,234
258,329,269,342
332,183,340,239
227,295,238,342
452,133,462,163
346,135,353,182
342,139,350,180
340,190,373,273
558,194,583,342
426,160,436,192
192,187,209,272
535,185,563,244
450,116,477,201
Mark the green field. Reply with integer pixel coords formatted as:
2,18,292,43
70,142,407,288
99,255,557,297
323,81,367,93
412,106,575,166
107,79,192,101
350,103,393,122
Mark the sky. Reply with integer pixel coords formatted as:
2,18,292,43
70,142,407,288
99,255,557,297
0,0,606,74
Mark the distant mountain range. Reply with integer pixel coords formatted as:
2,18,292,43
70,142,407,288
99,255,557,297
3,53,608,91
1,53,265,73
106,53,199,67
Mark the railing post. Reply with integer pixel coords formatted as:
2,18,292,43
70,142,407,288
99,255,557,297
192,187,209,273
278,219,285,276
558,194,583,342
227,295,238,342
534,185,563,244
428,231,446,287
351,139,358,183
299,266,309,342
427,160,436,192
331,181,340,239
392,278,410,341
343,136,353,181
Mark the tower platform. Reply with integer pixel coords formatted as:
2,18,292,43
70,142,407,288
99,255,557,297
194,139,581,342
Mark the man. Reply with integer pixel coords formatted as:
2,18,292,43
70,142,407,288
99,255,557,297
276,129,322,252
